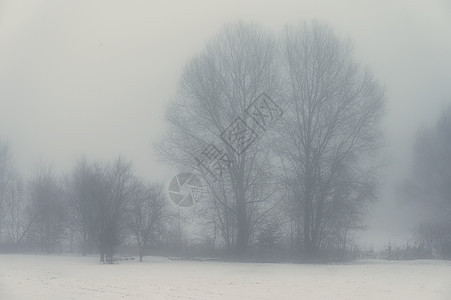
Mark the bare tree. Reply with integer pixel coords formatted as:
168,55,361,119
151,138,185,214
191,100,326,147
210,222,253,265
279,21,384,257
69,157,136,262
406,105,451,258
100,157,136,262
157,22,281,254
67,157,98,255
0,140,17,244
0,141,37,252
2,177,34,251
28,164,67,253
127,181,167,262
407,106,451,215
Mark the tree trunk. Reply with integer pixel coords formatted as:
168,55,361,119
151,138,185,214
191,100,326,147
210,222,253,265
303,202,313,257
81,231,87,256
100,243,105,262
235,169,248,255
303,172,314,258
236,199,248,255
138,242,143,262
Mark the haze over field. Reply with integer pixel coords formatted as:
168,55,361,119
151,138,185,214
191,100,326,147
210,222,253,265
1,1,450,247
1,1,451,299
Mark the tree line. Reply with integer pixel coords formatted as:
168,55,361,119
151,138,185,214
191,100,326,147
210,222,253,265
0,148,168,263
0,21,386,261
1,20,448,262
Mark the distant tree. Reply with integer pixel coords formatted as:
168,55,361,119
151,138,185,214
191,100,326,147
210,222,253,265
127,181,167,262
28,164,67,253
256,218,282,258
67,157,98,255
101,157,136,262
406,105,451,258
69,157,136,262
0,140,17,244
407,106,451,216
279,21,384,257
414,221,451,259
2,177,34,251
0,141,36,252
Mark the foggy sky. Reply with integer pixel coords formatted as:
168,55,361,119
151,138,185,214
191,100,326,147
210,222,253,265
1,0,450,248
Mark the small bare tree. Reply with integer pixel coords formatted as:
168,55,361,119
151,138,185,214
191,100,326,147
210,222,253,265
28,164,67,253
67,157,98,255
406,105,451,258
407,106,451,216
0,140,17,244
127,181,167,262
2,177,34,251
69,157,136,262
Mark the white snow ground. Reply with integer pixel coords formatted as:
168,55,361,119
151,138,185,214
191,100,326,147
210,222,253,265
0,255,450,299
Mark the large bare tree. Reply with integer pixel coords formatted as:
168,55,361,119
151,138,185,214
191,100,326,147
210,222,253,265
279,22,384,257
157,23,282,254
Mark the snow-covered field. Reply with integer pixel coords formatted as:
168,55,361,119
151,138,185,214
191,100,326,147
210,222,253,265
0,255,450,299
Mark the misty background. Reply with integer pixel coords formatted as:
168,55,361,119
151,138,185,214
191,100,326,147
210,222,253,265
0,0,450,249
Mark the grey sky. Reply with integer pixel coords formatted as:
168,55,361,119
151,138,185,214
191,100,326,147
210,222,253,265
1,0,450,247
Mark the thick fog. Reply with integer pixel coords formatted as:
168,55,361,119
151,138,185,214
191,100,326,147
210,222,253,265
0,0,450,250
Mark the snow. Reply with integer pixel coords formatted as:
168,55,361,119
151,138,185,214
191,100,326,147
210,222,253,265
0,255,450,299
